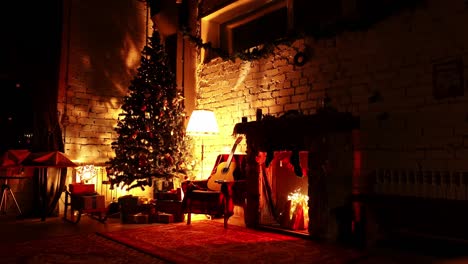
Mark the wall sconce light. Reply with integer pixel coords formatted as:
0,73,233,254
186,109,219,179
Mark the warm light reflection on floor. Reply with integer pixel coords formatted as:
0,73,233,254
185,214,304,243
188,214,213,222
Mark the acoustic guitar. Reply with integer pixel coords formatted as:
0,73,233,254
207,136,243,191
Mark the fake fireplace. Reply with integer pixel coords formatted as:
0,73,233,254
233,110,360,240
258,151,310,234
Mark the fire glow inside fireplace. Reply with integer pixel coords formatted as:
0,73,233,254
258,151,309,235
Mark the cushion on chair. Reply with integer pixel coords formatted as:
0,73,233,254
190,189,220,198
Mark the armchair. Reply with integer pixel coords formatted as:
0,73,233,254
182,154,247,228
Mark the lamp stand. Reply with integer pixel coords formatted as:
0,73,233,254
200,137,205,180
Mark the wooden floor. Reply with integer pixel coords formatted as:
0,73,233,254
0,212,467,264
0,212,245,244
0,214,141,244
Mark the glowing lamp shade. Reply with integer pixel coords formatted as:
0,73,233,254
186,109,219,179
186,110,219,136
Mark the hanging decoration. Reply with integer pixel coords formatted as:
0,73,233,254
181,26,302,62
293,51,308,66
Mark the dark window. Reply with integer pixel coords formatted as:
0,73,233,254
0,80,33,152
201,1,289,62
225,7,288,53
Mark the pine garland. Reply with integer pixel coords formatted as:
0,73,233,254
181,26,299,62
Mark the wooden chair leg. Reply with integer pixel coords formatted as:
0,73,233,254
224,214,229,228
63,191,69,221
221,182,234,229
187,212,191,224
186,198,191,225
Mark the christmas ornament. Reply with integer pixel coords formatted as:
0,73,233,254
106,30,192,190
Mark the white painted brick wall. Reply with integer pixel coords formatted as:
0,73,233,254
195,0,468,184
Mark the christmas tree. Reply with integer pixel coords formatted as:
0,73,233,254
106,30,191,191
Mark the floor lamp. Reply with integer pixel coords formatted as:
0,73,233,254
186,109,219,180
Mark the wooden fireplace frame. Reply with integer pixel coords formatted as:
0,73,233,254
233,110,360,239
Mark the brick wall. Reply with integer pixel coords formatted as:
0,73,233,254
194,0,468,185
58,0,152,198
58,0,468,197
59,0,149,165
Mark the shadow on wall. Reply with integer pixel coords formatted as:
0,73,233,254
70,0,148,97
65,0,150,162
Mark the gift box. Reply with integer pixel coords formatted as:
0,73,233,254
156,200,184,222
69,183,96,195
139,203,156,215
157,212,174,223
155,188,182,201
118,195,141,224
133,213,149,224
149,212,159,223
75,195,105,210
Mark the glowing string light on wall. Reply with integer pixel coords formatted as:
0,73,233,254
76,165,97,183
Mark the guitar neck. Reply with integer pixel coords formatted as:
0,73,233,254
225,145,237,167
224,137,242,168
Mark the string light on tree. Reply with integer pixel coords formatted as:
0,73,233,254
106,29,193,190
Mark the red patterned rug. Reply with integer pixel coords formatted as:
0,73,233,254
0,233,167,264
97,220,365,264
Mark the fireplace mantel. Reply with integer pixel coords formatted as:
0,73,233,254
233,110,359,151
232,110,360,239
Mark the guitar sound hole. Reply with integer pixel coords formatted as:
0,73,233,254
222,167,229,173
